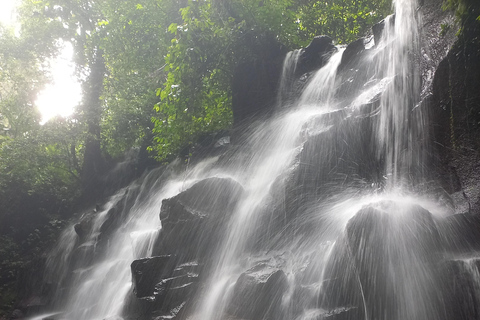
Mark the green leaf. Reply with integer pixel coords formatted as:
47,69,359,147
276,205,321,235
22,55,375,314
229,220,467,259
168,23,178,34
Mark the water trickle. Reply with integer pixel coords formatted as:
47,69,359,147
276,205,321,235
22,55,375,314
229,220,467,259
276,49,301,107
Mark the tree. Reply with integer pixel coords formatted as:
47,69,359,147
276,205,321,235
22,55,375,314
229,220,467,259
0,25,45,138
150,0,392,160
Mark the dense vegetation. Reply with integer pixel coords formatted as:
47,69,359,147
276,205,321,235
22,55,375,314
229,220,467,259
0,0,396,316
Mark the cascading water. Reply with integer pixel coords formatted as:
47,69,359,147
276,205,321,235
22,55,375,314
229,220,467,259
373,0,424,188
36,0,479,319
40,159,220,319
193,48,346,320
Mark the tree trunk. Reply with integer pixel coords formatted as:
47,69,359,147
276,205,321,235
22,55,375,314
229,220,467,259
81,48,107,202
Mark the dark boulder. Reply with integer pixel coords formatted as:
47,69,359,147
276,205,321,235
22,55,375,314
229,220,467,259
338,201,445,320
73,209,97,238
372,16,395,46
160,177,244,227
99,207,117,235
130,255,176,299
430,6,480,215
70,241,96,270
156,177,244,262
339,38,365,71
442,257,480,320
152,261,200,312
10,309,24,319
280,112,380,224
231,35,288,126
227,263,288,320
295,36,337,77
124,260,200,320
438,213,480,253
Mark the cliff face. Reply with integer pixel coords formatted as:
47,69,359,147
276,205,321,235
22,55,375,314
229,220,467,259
431,8,480,215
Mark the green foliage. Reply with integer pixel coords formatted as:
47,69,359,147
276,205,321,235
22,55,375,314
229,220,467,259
443,0,480,24
151,1,235,160
98,0,179,159
0,25,46,137
9,0,392,163
440,22,452,36
0,118,82,209
295,0,391,44
0,218,67,318
150,0,390,160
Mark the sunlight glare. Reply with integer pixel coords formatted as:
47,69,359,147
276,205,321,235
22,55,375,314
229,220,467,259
0,0,17,26
36,42,82,124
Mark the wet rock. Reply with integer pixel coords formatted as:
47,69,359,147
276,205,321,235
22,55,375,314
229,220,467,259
296,36,336,77
340,201,445,320
296,306,361,320
438,213,480,253
17,294,50,318
442,257,480,320
372,16,394,46
227,263,288,320
99,189,141,241
126,260,199,319
281,114,380,223
99,207,117,235
430,8,480,215
231,35,288,125
70,241,96,270
183,131,231,163
10,309,24,319
152,261,200,311
339,38,365,71
73,210,96,238
151,302,186,320
319,238,364,311
131,255,176,299
156,177,244,261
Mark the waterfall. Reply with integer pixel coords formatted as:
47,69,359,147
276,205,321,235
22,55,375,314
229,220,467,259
193,48,346,320
41,158,219,319
374,0,424,189
276,49,301,107
35,0,480,319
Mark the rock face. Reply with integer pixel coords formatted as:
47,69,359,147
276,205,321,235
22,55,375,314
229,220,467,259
227,263,288,320
131,255,176,299
437,213,480,253
322,202,445,320
443,258,480,320
122,177,244,319
156,177,244,261
430,3,480,214
295,36,337,77
346,203,443,320
338,37,365,71
231,36,288,125
231,35,338,127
